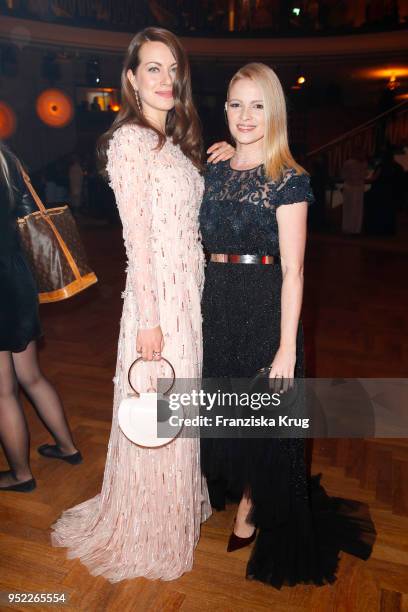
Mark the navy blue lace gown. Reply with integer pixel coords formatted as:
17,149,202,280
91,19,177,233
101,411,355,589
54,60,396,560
0,149,42,352
199,161,376,589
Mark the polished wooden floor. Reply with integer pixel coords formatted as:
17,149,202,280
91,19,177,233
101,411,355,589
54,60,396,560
1,218,408,612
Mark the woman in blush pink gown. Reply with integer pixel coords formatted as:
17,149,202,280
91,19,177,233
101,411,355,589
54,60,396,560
50,27,233,582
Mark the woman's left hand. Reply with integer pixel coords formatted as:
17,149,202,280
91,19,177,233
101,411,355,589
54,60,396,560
268,346,296,393
207,141,235,164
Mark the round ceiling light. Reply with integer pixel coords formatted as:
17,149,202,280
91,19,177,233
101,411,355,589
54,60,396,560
36,89,73,128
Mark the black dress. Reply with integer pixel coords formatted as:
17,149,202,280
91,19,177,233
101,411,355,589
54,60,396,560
0,150,42,352
199,161,376,589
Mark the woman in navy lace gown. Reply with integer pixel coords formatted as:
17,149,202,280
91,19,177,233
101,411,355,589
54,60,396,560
200,63,376,589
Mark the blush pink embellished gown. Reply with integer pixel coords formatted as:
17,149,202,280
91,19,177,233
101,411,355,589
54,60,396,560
51,124,212,582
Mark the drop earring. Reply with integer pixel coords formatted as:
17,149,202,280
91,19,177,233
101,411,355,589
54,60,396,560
134,89,143,115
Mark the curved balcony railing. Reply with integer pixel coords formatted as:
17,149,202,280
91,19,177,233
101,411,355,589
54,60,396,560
307,100,408,176
1,0,407,37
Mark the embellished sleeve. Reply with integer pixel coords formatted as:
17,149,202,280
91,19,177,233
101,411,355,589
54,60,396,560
275,169,315,207
107,125,160,330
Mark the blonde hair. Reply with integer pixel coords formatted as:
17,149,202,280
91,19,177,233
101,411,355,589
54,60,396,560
227,62,305,181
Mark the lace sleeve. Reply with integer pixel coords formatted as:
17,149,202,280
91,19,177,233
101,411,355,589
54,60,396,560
275,169,315,207
107,125,160,329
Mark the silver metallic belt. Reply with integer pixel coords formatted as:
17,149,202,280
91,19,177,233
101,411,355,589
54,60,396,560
209,253,279,264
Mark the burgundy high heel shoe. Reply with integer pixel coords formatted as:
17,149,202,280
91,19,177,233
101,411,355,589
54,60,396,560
227,519,256,552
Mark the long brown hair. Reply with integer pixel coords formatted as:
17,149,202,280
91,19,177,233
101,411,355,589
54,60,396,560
228,63,306,181
0,141,18,204
99,27,203,172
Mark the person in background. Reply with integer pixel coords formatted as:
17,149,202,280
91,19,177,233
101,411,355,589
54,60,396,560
306,0,320,29
309,153,330,230
0,142,82,493
78,100,89,113
394,145,408,212
365,148,405,235
68,154,84,214
44,163,58,205
398,0,408,23
90,97,101,112
44,161,69,205
341,147,368,234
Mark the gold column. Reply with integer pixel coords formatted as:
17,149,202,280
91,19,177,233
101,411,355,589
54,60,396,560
352,0,367,27
228,0,236,32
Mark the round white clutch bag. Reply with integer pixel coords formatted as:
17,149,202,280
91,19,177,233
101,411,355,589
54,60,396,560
118,356,183,448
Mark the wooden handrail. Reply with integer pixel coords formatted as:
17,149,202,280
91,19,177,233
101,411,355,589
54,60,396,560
307,99,408,157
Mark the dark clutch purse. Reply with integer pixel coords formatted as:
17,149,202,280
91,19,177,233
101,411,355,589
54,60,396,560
249,366,274,392
249,367,304,415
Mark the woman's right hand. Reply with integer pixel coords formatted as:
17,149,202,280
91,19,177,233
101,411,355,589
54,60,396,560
136,325,164,361
207,141,235,164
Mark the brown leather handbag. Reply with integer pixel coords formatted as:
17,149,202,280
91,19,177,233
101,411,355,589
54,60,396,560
17,167,97,303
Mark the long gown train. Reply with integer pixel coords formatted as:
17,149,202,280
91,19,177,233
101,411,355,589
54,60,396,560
199,160,376,589
201,261,376,589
